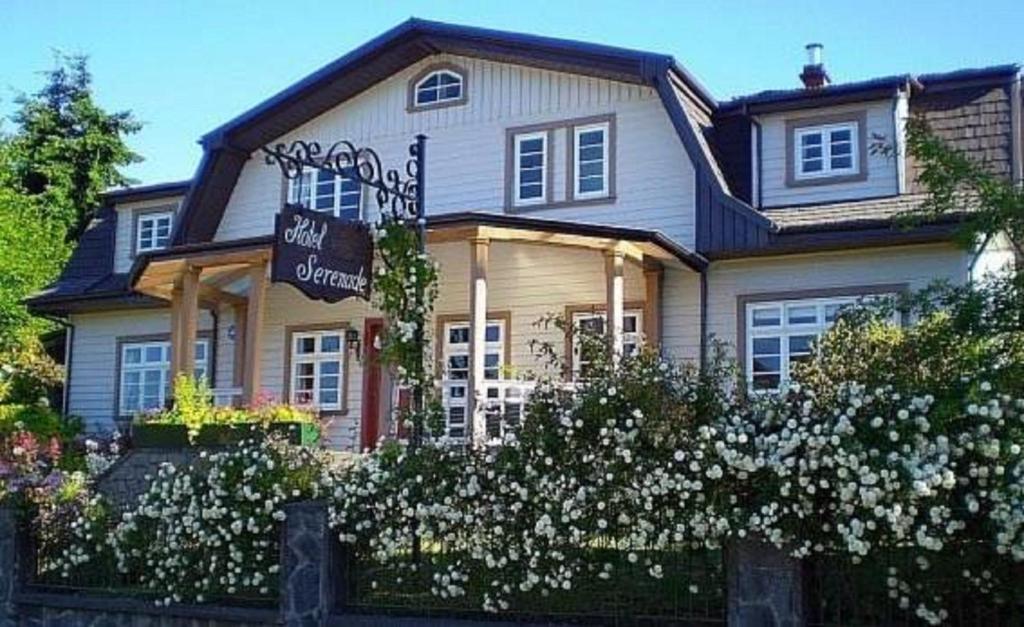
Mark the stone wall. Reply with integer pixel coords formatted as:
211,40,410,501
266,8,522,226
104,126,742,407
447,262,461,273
94,449,199,511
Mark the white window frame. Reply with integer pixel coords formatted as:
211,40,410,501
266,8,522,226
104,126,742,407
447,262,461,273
513,132,548,207
440,319,506,441
570,309,643,379
573,122,610,200
746,295,894,391
289,329,345,411
413,70,464,108
793,121,859,180
119,339,208,415
136,211,174,253
286,167,363,220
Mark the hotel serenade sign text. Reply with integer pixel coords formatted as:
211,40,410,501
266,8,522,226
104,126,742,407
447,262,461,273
272,204,373,302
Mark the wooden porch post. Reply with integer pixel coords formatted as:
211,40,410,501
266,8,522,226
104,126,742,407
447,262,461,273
178,266,201,380
604,248,626,360
169,284,184,380
231,303,248,388
468,236,490,447
242,262,268,405
643,260,663,348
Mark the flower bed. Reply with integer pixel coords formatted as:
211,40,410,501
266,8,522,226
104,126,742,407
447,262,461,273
131,377,320,448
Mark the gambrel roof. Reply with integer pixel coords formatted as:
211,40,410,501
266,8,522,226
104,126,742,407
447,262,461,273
173,18,773,251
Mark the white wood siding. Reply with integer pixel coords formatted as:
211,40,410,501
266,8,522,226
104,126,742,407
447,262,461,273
67,309,212,433
112,196,184,273
758,100,899,207
705,243,971,356
216,54,697,248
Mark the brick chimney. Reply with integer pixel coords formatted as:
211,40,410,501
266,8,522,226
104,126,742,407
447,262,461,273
799,43,831,89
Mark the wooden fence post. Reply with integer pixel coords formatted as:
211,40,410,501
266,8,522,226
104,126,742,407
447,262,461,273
727,536,806,627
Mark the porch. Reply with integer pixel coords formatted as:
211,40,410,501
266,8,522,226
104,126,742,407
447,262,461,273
129,213,706,449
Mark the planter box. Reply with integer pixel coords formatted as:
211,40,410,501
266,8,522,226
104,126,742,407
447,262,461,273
131,423,190,448
195,422,320,447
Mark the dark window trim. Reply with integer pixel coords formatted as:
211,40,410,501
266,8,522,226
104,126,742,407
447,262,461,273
131,204,177,257
283,322,352,417
406,62,469,113
735,283,909,380
562,300,645,379
784,110,869,188
434,311,513,378
504,114,619,213
114,330,213,419
565,114,617,203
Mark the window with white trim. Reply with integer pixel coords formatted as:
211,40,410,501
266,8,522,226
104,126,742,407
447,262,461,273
287,167,362,221
746,296,888,390
513,132,547,206
571,309,643,379
440,319,505,440
413,70,463,108
794,121,858,179
573,122,610,199
290,329,345,411
136,211,173,253
119,340,208,415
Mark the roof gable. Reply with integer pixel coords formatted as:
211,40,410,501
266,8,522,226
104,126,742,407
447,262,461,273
174,18,736,246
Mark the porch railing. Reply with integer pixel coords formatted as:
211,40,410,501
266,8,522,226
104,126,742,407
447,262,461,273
438,379,536,444
210,386,243,408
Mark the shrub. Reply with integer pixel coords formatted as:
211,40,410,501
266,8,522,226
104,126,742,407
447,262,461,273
106,436,332,605
138,375,318,440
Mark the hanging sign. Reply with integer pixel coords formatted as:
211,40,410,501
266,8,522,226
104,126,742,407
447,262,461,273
272,204,373,302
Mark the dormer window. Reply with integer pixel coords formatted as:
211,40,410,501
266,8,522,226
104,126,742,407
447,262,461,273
785,112,867,187
795,122,858,179
287,167,362,221
135,210,173,254
407,64,467,111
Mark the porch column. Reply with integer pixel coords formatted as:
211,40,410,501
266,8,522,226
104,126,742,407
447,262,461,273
232,303,248,388
468,236,489,447
169,284,184,379
178,266,201,380
643,260,663,348
242,262,268,405
604,248,625,360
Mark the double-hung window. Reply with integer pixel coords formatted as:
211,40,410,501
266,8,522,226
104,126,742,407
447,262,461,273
513,132,547,206
571,309,643,379
746,296,870,390
136,211,174,253
413,69,464,108
794,121,858,179
440,319,505,441
287,167,362,221
290,329,345,411
120,340,208,415
573,122,610,199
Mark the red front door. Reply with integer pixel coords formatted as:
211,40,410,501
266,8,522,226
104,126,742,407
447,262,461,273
360,318,384,451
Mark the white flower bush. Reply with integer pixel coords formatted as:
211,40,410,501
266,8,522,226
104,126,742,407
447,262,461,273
45,435,333,605
39,277,1024,624
329,279,1024,623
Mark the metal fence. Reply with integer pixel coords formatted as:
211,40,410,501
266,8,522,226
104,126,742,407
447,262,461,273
805,544,1024,627
342,539,727,625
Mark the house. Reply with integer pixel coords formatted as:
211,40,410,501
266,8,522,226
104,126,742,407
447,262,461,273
27,20,1023,450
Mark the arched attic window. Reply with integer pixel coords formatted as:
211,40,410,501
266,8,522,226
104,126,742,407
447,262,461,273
408,64,467,111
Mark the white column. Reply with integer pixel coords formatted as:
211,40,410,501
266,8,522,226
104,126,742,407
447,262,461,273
605,248,625,361
468,236,489,447
243,262,268,405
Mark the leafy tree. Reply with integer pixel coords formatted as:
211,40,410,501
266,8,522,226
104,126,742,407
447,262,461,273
0,54,142,402
903,116,1024,253
6,53,141,238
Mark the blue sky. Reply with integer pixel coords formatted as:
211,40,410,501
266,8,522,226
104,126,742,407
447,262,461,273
2,0,1022,185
